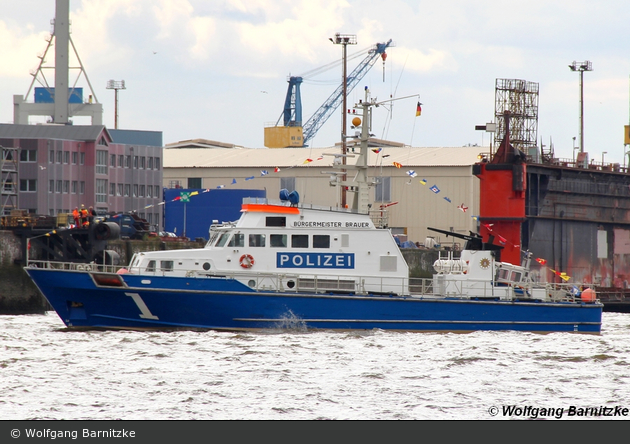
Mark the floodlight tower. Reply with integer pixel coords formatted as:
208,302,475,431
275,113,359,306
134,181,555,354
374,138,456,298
330,33,357,208
106,80,126,129
569,61,593,154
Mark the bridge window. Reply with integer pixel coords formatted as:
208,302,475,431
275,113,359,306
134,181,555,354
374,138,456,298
227,233,245,247
291,234,308,248
313,235,330,248
270,234,287,247
249,234,266,247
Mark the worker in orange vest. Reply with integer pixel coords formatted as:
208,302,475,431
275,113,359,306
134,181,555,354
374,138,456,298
80,205,89,226
72,207,80,227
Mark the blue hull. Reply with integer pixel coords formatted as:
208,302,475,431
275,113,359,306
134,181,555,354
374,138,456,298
25,269,603,334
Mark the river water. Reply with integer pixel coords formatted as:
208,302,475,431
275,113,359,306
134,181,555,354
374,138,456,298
1,311,629,420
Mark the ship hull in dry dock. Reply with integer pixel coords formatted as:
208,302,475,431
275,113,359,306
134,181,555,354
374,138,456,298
25,268,603,334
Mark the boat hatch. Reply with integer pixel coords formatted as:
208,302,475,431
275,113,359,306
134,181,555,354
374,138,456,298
298,278,355,291
91,273,126,287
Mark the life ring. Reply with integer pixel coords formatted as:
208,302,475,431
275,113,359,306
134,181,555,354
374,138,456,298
239,254,255,268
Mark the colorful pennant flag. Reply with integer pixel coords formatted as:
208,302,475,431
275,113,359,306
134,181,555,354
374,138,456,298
231,179,237,184
274,167,280,173
444,197,451,203
261,170,269,176
498,235,507,245
372,148,382,154
416,102,422,117
419,178,427,185
430,185,440,194
245,176,255,181
457,203,468,212
484,223,494,232
406,170,417,178
393,162,402,168
536,258,547,265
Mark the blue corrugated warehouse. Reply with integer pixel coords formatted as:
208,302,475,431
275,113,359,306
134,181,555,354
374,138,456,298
163,188,266,241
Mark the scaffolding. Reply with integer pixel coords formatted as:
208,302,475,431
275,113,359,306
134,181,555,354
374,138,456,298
1,145,20,215
494,79,540,158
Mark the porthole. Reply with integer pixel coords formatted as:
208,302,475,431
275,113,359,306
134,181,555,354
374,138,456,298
248,280,256,288
287,280,295,289
203,262,211,271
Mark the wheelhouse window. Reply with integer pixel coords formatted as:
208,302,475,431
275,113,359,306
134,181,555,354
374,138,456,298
146,260,156,272
291,234,308,248
249,234,266,247
160,261,174,272
270,234,287,247
266,217,286,227
215,232,230,247
227,233,245,247
313,235,330,248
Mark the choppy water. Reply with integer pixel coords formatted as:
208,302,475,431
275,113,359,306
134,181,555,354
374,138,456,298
1,312,629,420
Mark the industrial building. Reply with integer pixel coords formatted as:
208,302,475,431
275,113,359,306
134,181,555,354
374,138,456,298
162,143,484,246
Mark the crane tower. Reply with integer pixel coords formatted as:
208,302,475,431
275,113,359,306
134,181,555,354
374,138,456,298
264,39,393,148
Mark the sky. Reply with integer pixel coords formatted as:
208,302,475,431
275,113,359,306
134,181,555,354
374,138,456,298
1,0,630,164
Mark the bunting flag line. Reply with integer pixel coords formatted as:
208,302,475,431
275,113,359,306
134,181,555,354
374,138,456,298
444,197,451,203
498,235,507,245
419,178,427,185
372,148,382,154
430,185,440,194
406,170,417,178
245,176,255,181
536,258,547,265
393,162,402,168
274,167,280,173
231,179,237,184
261,170,269,176
457,204,468,212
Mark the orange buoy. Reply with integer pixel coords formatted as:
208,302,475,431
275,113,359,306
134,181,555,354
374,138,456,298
580,288,596,303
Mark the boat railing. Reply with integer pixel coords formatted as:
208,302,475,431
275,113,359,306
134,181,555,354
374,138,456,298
24,259,595,303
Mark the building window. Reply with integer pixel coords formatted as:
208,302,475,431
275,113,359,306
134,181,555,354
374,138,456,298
118,154,124,167
125,155,131,168
72,152,77,164
96,179,107,203
154,186,160,199
281,177,296,192
56,151,62,163
64,151,69,164
147,186,153,198
133,156,138,169
110,182,116,196
96,150,108,174
117,183,123,196
155,158,160,170
63,180,69,194
140,157,145,169
110,154,116,167
19,179,37,192
374,176,391,202
133,184,138,197
139,185,145,197
80,181,85,194
188,177,202,188
20,150,37,162
124,184,130,196
148,157,154,169
49,180,54,193
72,181,77,194
80,152,85,165
56,180,62,193
49,149,54,163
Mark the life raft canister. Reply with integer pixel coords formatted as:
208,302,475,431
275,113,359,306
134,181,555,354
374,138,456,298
239,254,255,268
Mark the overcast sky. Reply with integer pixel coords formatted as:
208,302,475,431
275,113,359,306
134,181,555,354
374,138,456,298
1,1,629,164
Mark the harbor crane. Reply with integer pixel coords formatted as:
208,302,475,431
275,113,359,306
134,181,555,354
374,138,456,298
264,39,393,148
